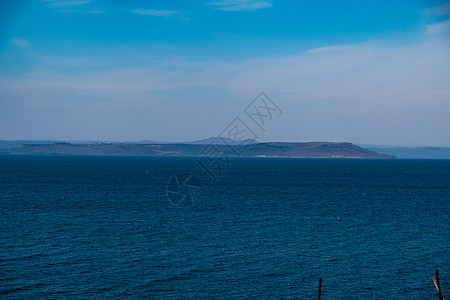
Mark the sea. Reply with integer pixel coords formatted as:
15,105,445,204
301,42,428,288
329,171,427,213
0,155,449,299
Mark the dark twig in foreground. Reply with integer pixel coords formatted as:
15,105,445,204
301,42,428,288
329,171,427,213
431,269,445,300
318,278,322,300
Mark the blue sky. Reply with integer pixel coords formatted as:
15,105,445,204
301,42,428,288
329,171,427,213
1,0,449,146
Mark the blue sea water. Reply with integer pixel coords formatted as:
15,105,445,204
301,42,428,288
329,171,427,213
0,155,449,299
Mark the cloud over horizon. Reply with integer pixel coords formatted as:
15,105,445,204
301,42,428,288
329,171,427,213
1,33,449,146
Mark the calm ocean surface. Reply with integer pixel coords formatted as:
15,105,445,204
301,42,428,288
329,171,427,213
0,155,449,299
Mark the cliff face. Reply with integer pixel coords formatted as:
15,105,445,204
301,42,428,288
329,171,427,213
0,142,395,158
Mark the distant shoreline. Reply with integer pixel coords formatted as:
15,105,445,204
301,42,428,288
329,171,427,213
3,153,450,160
0,141,394,159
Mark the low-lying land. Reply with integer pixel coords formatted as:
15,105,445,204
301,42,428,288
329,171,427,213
0,141,394,158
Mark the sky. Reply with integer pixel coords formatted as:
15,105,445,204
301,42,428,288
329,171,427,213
0,0,449,146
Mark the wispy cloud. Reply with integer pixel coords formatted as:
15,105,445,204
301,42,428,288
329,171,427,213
43,1,105,14
11,38,31,48
43,0,91,8
304,45,353,55
423,3,450,35
132,9,179,17
209,0,272,11
426,19,450,34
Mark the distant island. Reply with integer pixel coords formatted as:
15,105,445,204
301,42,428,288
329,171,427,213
0,139,394,158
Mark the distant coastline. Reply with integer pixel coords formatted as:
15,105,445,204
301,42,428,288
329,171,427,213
0,140,394,159
3,138,449,158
